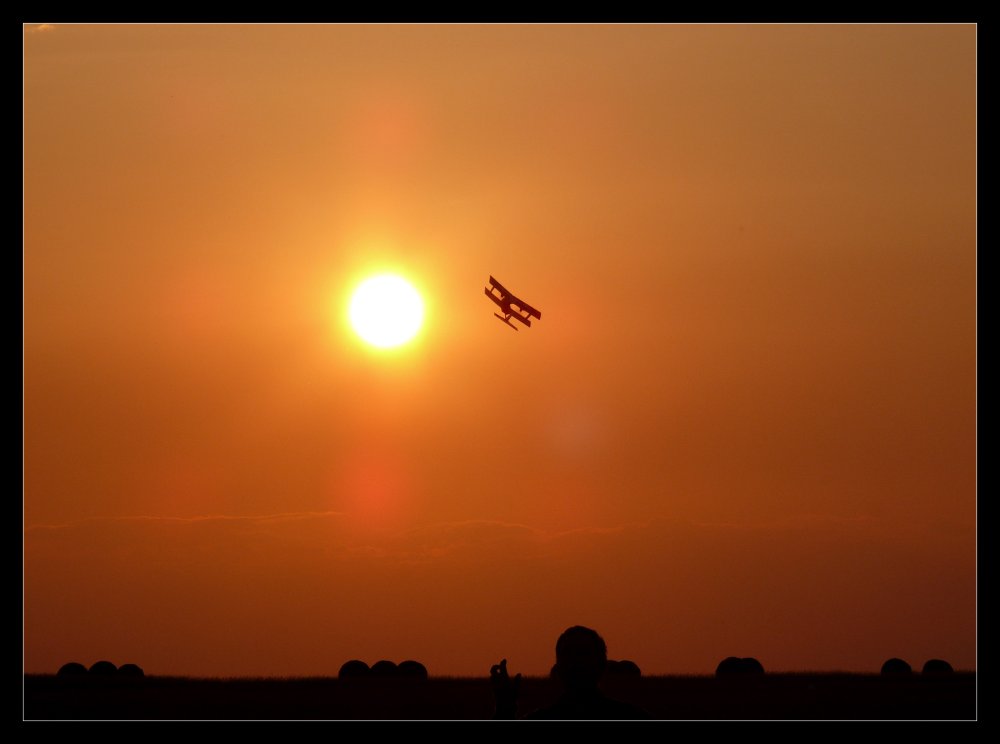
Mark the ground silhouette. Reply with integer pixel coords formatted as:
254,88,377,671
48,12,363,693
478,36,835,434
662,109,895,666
57,662,87,677
118,663,145,678
491,625,650,719
25,671,977,719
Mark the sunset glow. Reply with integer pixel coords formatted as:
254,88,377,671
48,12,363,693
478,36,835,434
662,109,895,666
24,24,975,682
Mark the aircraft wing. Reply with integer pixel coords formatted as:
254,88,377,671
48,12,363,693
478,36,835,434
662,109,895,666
484,286,506,309
494,313,519,330
509,299,541,321
487,275,510,298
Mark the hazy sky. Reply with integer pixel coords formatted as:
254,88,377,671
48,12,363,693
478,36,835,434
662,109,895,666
24,24,975,677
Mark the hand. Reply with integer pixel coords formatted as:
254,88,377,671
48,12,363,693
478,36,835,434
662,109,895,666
490,658,521,718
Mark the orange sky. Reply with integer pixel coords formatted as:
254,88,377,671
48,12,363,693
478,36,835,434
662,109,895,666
24,24,976,677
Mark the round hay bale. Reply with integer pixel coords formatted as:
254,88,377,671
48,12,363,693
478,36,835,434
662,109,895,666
880,658,913,676
741,657,765,675
370,660,398,677
338,660,371,679
397,660,428,680
88,660,118,676
715,656,744,676
921,659,954,676
610,659,641,677
716,657,764,676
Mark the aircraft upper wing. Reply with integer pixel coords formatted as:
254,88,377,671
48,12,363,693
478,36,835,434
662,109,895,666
487,275,510,298
485,287,506,309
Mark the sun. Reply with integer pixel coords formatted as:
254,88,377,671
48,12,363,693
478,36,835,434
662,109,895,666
349,274,425,348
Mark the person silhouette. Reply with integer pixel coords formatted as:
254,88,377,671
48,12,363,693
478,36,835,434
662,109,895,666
491,626,650,719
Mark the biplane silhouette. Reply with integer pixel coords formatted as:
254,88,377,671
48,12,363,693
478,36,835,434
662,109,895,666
485,276,542,330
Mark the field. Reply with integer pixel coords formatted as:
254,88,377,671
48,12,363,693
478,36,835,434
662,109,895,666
24,673,976,720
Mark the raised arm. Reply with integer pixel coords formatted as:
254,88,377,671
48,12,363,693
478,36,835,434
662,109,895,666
490,658,522,719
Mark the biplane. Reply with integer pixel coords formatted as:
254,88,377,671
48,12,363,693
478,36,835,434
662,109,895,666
484,276,541,330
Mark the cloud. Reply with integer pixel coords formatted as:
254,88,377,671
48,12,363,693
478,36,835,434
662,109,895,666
24,23,54,33
22,509,943,564
25,513,603,571
24,510,353,571
25,510,345,533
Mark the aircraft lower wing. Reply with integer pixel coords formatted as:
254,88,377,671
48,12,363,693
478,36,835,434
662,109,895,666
509,301,541,321
485,287,506,308
494,313,519,330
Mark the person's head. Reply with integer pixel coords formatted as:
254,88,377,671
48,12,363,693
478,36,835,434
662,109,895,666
554,626,607,692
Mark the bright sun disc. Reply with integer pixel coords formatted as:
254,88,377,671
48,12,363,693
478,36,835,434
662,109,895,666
349,274,424,348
